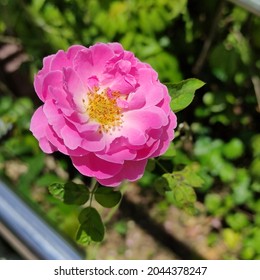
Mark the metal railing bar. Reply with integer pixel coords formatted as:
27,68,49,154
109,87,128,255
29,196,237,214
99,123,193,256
0,222,37,259
0,180,83,260
228,0,260,16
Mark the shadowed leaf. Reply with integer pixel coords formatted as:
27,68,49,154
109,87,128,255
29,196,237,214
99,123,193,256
78,207,105,242
49,181,89,205
94,186,122,208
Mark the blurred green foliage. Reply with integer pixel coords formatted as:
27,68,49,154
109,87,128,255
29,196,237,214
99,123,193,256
0,0,260,259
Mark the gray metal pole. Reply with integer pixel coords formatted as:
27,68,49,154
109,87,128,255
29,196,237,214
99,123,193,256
0,180,83,260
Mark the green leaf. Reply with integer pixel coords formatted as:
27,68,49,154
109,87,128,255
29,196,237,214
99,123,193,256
78,207,105,242
209,44,240,81
165,185,197,215
205,193,222,215
172,164,204,188
36,174,62,187
49,181,90,205
76,226,92,245
155,166,202,213
251,134,260,157
167,78,205,112
146,159,156,172
173,185,197,207
161,142,176,158
94,186,122,208
222,228,241,250
223,138,244,160
154,175,172,195
241,246,255,260
49,182,65,201
64,182,90,205
225,212,249,231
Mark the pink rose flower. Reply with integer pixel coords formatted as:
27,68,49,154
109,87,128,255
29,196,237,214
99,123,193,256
30,43,177,186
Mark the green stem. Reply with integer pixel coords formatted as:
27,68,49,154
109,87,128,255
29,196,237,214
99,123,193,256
103,183,127,224
89,180,99,207
154,158,170,174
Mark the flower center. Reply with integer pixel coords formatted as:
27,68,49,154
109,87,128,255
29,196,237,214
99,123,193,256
86,88,123,133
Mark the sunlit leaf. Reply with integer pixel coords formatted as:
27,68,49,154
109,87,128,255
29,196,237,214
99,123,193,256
223,138,244,160
174,164,204,188
222,228,241,250
173,185,197,207
205,193,222,215
165,186,197,215
226,212,249,231
251,134,260,157
167,78,205,112
48,182,65,201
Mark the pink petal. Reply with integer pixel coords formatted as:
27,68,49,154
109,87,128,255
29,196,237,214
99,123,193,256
81,131,106,152
60,125,82,150
38,46,86,74
51,87,74,116
45,125,67,155
103,73,137,94
43,99,61,125
42,55,55,72
156,86,171,114
124,107,168,131
149,113,177,158
67,45,87,61
108,42,124,54
64,113,98,133
118,60,131,74
71,153,123,179
41,70,63,101
133,68,165,108
62,68,87,105
120,126,147,146
98,159,148,186
30,106,47,139
90,43,115,72
127,90,146,110
33,55,55,102
38,137,57,153
44,125,89,156
96,137,136,163
42,99,66,138
74,44,114,80
50,50,71,70
30,107,57,153
135,140,160,160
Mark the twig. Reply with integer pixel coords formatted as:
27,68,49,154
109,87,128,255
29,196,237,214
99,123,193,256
252,75,260,112
192,0,226,75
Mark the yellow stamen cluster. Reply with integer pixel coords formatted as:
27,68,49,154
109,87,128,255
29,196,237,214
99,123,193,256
85,88,123,133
